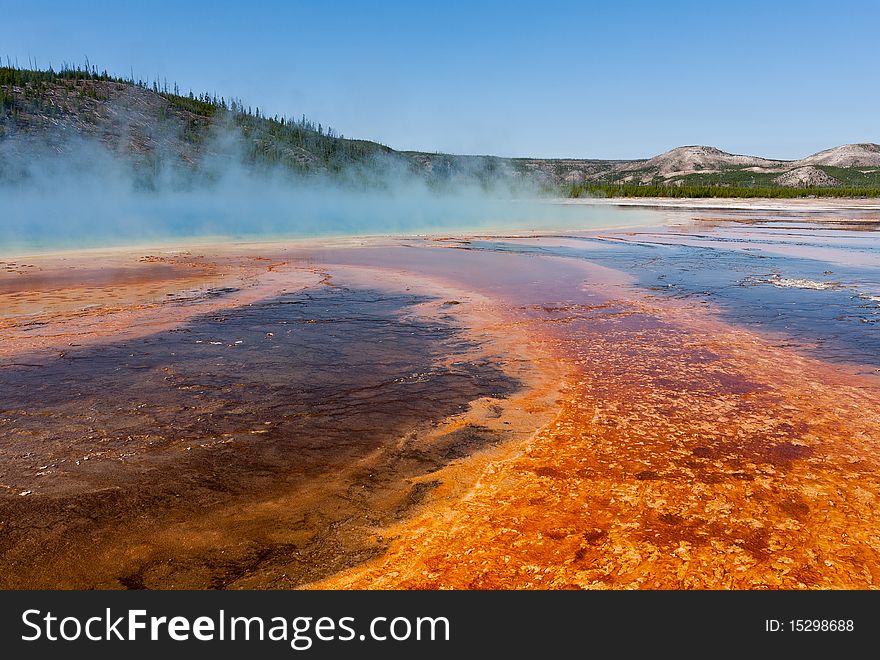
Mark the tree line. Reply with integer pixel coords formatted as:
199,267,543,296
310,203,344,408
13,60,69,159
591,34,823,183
0,60,391,172
566,183,880,199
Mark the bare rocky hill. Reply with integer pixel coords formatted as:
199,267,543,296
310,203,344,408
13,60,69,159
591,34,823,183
795,143,880,168
520,143,880,188
622,145,782,177
773,166,841,187
0,78,210,164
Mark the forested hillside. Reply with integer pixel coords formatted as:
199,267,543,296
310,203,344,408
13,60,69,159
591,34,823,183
3,63,879,197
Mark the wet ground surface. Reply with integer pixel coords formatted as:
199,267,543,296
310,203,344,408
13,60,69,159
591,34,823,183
3,210,880,591
466,218,880,369
315,228,880,590
0,283,517,588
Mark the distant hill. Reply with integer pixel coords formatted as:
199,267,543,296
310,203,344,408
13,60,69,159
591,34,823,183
2,65,879,193
562,144,880,189
772,166,841,188
621,145,783,177
795,143,880,168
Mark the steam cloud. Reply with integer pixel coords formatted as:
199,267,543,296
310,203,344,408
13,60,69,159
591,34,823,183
0,120,640,255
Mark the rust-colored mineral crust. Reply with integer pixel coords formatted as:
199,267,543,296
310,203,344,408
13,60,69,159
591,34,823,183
3,232,879,590
315,265,880,590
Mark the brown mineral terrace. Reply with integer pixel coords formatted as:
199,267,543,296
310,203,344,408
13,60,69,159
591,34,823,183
1,215,879,589
0,238,564,588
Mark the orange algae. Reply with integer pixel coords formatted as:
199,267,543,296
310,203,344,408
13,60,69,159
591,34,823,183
314,247,880,590
2,233,879,590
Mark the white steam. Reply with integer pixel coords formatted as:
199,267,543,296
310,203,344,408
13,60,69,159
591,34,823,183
0,120,640,255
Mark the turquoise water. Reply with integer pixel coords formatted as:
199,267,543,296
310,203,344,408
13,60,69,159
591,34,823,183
0,188,660,256
0,137,661,255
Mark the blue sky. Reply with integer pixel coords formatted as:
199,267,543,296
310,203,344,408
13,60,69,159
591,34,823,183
2,0,878,159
